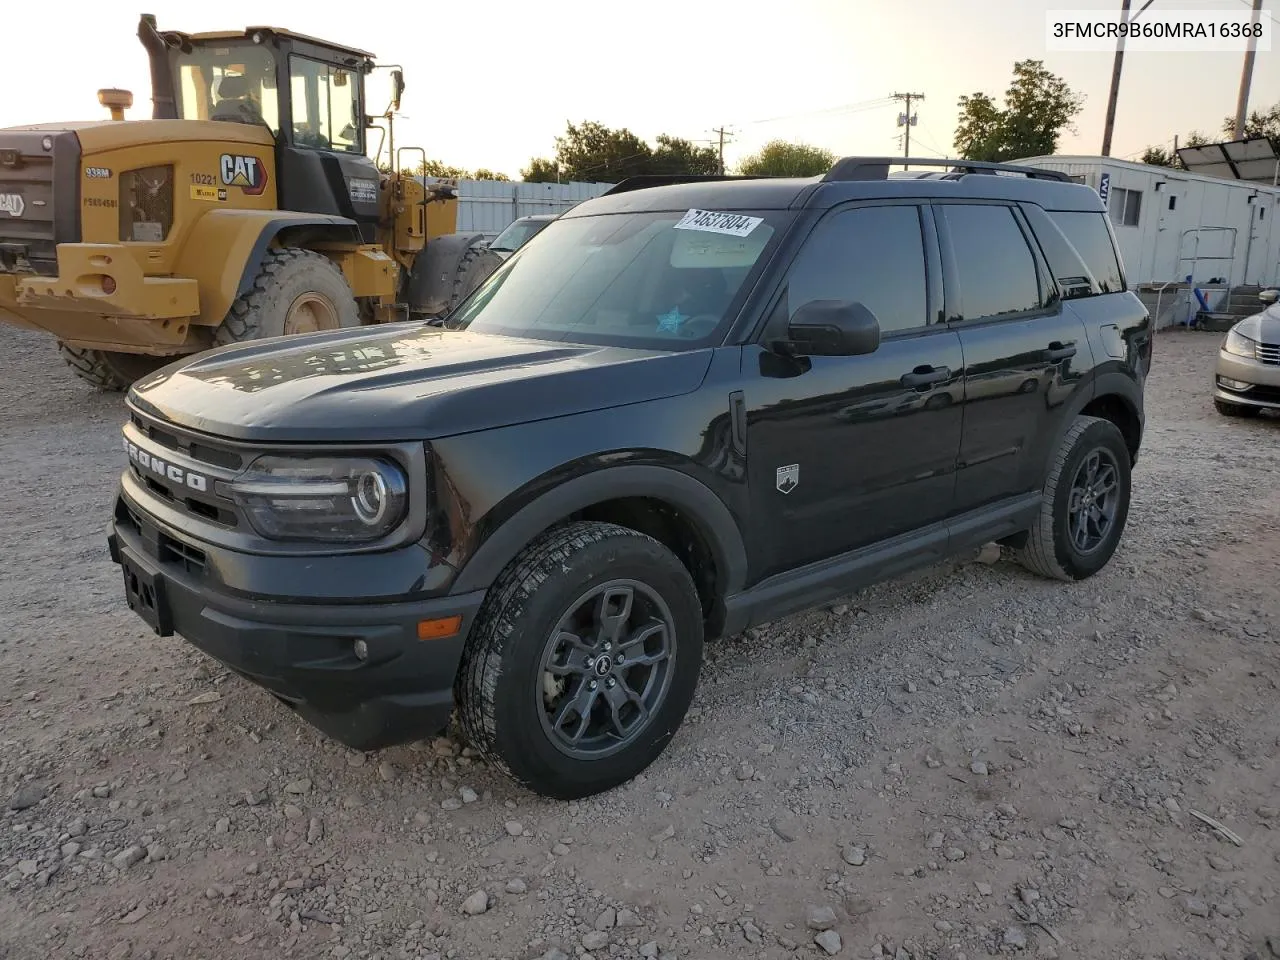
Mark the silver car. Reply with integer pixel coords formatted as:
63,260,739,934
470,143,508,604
487,214,558,261
1214,288,1280,417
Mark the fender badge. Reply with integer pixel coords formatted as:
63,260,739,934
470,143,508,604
776,464,799,495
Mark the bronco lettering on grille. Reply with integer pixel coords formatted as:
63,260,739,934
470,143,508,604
124,436,209,492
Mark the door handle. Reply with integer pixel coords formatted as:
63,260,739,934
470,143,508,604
900,365,950,389
1044,341,1077,361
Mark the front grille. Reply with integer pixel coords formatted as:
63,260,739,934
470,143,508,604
158,532,207,577
125,408,247,529
1243,383,1280,404
0,129,79,276
130,411,246,470
1257,342,1280,365
114,495,207,578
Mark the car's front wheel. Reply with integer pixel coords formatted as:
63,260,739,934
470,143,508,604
456,521,704,799
1014,415,1132,582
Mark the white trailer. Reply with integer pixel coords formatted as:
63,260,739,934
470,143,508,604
1016,155,1280,290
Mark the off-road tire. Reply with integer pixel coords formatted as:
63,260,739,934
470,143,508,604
1214,398,1259,418
57,344,173,391
456,521,704,800
214,248,360,347
1014,415,1132,582
445,242,502,314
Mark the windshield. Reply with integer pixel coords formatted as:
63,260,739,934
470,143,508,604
490,218,552,252
175,43,280,133
449,209,785,349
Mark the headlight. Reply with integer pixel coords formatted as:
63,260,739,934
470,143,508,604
228,456,408,542
1223,327,1256,359
119,165,174,242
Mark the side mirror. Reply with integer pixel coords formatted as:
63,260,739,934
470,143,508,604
786,300,881,357
1260,288,1279,305
391,69,405,112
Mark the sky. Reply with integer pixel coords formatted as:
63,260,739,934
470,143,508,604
4,0,1277,179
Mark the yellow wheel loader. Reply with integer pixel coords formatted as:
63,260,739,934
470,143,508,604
0,14,502,390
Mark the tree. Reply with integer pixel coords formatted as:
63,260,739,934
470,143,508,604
522,122,727,182
651,134,720,176
418,159,469,179
521,157,562,183
1137,130,1214,169
954,59,1084,162
1220,100,1280,140
736,140,835,177
953,93,1005,163
550,121,654,182
471,168,511,182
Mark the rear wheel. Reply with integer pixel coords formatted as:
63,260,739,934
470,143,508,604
456,521,704,799
1014,415,1132,582
214,248,360,346
1214,398,1259,418
57,344,172,391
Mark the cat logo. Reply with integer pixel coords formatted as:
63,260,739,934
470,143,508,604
219,154,268,196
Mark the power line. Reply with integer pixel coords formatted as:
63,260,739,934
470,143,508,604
1234,0,1280,26
913,121,953,159
739,97,895,127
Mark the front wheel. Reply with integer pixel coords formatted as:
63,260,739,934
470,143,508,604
57,344,173,391
456,521,703,799
214,248,360,346
1014,415,1132,582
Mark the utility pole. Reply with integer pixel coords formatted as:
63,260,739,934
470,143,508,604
1232,0,1264,140
892,92,923,169
1100,0,1132,157
711,126,734,175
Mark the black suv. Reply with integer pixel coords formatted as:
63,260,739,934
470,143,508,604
109,158,1151,799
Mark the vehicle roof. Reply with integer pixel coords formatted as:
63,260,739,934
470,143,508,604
515,214,559,222
183,26,375,59
566,163,1107,219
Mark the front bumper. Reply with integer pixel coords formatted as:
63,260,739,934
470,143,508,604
1215,350,1280,410
0,246,202,353
108,497,486,751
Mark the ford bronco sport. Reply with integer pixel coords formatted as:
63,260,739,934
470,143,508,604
109,157,1152,799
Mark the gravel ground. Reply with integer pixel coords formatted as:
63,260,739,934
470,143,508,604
1,323,1279,960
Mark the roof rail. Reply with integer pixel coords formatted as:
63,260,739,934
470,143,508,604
823,157,1072,183
601,174,773,196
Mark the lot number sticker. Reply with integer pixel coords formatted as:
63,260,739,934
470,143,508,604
674,209,763,237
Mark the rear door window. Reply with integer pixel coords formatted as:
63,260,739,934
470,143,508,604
938,204,1045,321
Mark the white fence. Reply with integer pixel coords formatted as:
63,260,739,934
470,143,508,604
419,178,617,239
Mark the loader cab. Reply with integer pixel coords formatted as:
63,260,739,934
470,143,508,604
151,19,383,240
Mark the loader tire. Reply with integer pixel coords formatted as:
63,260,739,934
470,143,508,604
57,344,172,391
429,241,503,320
214,248,360,347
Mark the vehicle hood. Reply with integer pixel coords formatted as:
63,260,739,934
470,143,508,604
127,324,714,443
1233,303,1280,343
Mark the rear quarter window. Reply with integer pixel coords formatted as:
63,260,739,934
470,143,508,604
1047,211,1125,294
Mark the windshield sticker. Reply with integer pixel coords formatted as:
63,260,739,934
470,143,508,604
657,307,688,333
673,209,764,237
671,228,773,269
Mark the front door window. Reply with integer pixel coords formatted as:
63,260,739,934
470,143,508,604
288,56,362,153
